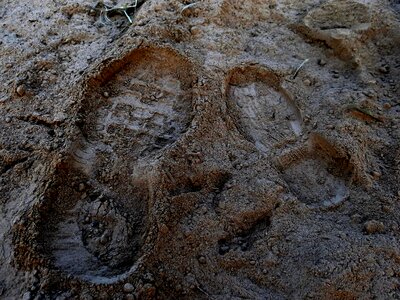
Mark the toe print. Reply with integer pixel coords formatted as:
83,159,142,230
277,134,354,208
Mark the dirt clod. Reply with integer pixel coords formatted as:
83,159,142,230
123,283,135,293
16,85,26,97
364,220,386,234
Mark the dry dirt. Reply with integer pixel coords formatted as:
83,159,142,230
1,0,400,299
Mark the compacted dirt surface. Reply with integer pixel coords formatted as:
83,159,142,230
1,0,400,299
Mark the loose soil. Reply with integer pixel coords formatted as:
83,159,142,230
1,0,400,299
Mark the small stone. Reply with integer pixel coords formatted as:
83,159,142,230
364,220,385,234
190,26,202,36
383,103,391,110
383,205,393,213
103,91,109,97
125,294,135,300
351,214,362,223
198,256,206,264
5,117,11,123
159,223,169,235
303,79,312,86
123,283,135,293
78,183,85,191
386,268,394,277
22,292,31,300
250,260,256,265
16,84,26,96
100,231,109,244
378,65,390,74
318,59,326,66
371,171,381,179
326,124,335,130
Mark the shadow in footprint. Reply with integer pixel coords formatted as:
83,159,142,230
226,65,302,155
34,166,147,284
218,215,271,255
278,134,355,208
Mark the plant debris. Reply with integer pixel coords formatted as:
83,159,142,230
93,0,146,24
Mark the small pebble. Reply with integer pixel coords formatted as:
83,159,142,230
123,283,135,293
351,214,362,223
198,256,206,264
364,220,385,234
103,91,109,97
22,292,31,300
386,268,394,277
371,171,381,179
190,26,202,36
382,205,393,213
159,223,169,235
5,117,11,123
378,65,390,74
78,183,85,191
100,233,109,244
126,294,135,300
318,59,326,66
383,103,391,110
16,84,26,96
303,79,312,86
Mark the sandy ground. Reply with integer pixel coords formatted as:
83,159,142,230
1,0,400,299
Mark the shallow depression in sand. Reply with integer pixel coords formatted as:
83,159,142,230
227,66,302,155
282,158,349,207
74,47,195,176
38,47,196,283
